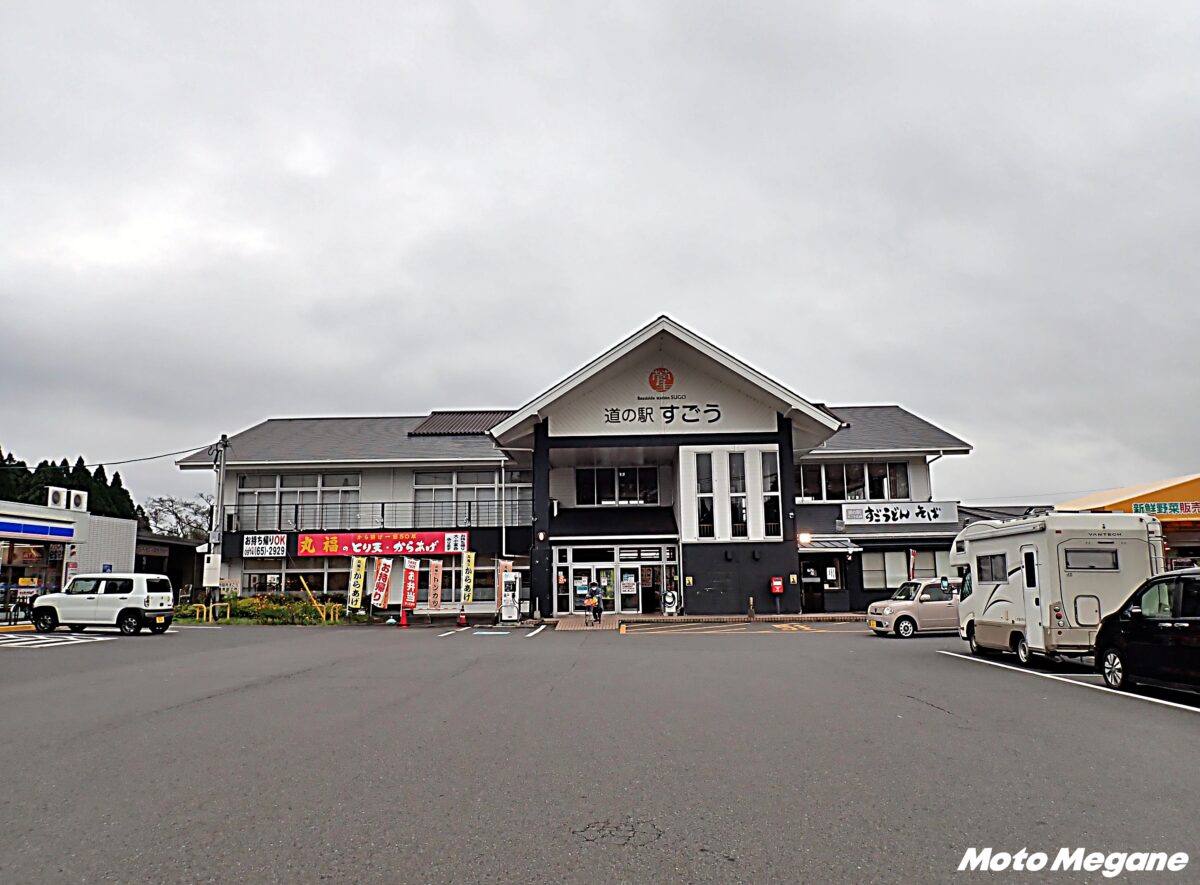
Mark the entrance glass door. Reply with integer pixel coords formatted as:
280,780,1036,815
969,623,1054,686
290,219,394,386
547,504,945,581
619,567,640,613
569,566,621,613
596,567,616,613
571,568,591,614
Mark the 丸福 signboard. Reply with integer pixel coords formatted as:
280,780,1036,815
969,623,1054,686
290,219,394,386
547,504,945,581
297,531,468,557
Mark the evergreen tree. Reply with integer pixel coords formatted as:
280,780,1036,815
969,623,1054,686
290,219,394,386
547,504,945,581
90,464,115,515
21,460,68,505
69,456,91,491
108,471,137,519
0,447,26,503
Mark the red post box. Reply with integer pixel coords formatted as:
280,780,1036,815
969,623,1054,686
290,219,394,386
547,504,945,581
770,576,784,595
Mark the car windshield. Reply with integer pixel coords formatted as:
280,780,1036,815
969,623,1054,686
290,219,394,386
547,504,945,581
891,582,921,601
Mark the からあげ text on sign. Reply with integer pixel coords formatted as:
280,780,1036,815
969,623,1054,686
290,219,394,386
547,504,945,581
296,531,469,557
462,551,476,604
401,557,419,609
347,556,367,609
371,558,393,608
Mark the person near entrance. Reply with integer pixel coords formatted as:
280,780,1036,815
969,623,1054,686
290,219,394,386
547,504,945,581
587,581,603,625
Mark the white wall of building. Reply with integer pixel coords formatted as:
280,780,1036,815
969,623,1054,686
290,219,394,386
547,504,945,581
542,347,779,437
73,515,136,574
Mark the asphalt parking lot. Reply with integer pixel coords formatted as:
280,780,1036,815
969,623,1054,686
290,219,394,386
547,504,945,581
1,623,1197,884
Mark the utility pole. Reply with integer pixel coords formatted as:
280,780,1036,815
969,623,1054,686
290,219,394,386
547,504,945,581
205,434,230,602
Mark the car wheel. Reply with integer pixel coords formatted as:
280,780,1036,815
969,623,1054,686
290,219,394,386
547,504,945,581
33,610,58,633
118,613,143,635
1015,635,1032,665
149,621,170,634
1101,647,1131,690
895,618,916,639
68,625,86,633
968,628,989,656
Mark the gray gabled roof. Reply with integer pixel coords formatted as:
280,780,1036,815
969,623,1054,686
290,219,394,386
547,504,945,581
811,405,971,455
411,410,514,436
176,416,505,468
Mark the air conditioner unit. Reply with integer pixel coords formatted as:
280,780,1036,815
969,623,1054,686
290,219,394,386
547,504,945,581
46,487,69,509
67,490,88,511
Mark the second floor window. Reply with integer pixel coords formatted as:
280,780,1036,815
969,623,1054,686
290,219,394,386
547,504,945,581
761,451,781,538
575,467,659,506
796,462,911,502
696,453,715,538
728,453,748,538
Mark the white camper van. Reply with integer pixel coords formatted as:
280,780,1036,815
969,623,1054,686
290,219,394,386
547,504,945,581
950,512,1163,663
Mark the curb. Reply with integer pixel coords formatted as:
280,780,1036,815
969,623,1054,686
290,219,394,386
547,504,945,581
616,614,866,626
0,624,36,633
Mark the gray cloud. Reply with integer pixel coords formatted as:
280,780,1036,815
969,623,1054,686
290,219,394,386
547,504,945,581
1,0,1196,503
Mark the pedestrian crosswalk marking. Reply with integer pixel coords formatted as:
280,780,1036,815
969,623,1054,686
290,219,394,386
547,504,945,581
0,632,115,650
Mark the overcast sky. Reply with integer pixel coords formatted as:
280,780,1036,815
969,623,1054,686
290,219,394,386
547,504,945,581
2,1,1197,507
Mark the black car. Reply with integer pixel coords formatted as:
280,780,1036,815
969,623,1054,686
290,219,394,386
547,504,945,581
1095,569,1200,692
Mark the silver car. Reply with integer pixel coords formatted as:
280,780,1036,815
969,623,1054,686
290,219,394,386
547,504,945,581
867,578,961,638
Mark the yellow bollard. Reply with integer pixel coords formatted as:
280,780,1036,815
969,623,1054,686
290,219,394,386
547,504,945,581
191,603,208,623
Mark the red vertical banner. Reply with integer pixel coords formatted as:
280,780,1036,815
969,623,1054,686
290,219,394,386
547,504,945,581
497,559,513,610
371,558,393,608
401,557,419,609
429,560,443,610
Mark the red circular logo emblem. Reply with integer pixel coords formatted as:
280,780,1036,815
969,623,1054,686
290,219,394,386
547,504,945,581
648,367,674,393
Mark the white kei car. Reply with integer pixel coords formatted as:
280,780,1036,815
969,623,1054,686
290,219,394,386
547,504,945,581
32,573,175,635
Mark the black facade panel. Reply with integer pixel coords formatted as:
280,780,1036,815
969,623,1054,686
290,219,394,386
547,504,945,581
681,542,800,615
793,505,843,535
776,415,797,545
530,420,554,619
551,506,678,537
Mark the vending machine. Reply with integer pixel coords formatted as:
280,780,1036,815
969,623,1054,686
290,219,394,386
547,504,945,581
500,572,521,624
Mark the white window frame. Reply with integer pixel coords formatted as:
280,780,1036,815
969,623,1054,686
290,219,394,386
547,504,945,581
761,451,782,539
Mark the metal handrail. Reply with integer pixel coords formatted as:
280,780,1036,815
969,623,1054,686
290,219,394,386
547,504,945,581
223,500,534,533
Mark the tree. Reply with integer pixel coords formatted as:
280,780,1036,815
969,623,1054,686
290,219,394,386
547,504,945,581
143,493,214,539
107,472,137,520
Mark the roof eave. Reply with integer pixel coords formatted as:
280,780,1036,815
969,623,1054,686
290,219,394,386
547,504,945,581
802,446,973,458
491,315,840,440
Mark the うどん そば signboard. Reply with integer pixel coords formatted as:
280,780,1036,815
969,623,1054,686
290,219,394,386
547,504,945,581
296,531,469,557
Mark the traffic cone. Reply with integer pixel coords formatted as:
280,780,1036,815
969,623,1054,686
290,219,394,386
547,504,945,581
457,605,467,627
399,607,409,629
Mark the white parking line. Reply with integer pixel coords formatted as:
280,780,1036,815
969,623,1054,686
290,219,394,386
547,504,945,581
455,626,471,632
938,651,1200,715
174,625,222,629
437,630,457,637
527,625,546,638
472,631,509,636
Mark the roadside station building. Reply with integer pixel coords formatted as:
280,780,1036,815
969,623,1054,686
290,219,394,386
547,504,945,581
1057,473,1200,570
179,317,971,615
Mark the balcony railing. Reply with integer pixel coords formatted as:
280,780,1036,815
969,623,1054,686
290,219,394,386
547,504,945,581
224,501,533,534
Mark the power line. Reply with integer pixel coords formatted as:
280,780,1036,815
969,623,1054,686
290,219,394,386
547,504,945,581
0,444,213,471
